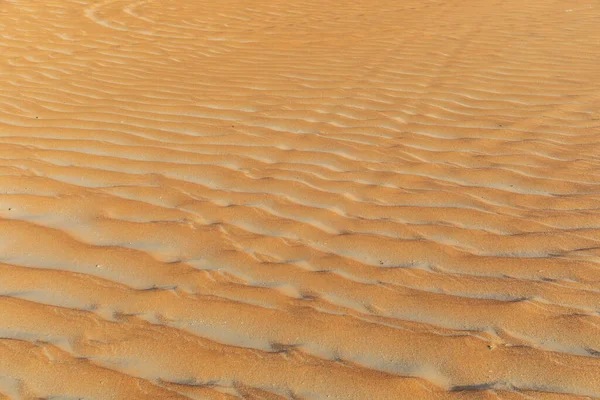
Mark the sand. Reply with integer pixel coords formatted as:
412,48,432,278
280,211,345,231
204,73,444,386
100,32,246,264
0,0,599,398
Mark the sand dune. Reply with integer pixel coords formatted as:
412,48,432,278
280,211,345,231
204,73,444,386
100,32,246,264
1,0,600,398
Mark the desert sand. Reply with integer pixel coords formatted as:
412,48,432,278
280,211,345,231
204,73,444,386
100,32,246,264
0,0,599,398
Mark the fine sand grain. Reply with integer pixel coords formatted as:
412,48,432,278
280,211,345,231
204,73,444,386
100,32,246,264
1,0,600,398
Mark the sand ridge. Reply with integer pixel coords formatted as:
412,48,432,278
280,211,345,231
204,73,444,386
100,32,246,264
0,0,600,398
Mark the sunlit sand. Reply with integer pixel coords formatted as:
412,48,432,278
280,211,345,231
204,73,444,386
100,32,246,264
0,0,599,398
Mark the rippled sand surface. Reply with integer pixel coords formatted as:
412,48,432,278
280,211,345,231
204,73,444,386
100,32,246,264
1,0,600,398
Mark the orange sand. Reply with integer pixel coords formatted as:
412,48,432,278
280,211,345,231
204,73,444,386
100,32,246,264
0,0,600,398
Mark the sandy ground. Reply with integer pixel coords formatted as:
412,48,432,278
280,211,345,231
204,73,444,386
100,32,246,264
0,0,600,398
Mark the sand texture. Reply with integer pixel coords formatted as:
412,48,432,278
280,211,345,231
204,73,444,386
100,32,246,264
1,0,600,398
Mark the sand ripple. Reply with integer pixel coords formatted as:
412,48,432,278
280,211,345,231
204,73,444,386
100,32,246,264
1,0,600,398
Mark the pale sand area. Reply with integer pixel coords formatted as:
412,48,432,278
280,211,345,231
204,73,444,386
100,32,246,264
0,0,599,398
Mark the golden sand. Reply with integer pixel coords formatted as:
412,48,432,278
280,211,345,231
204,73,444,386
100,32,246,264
0,0,600,398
